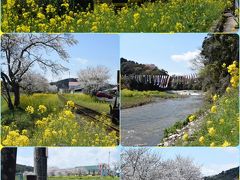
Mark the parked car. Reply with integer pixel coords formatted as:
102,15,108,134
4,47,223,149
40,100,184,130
96,91,113,99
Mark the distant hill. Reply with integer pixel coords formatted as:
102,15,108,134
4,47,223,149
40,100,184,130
121,58,168,76
204,167,239,180
16,164,34,173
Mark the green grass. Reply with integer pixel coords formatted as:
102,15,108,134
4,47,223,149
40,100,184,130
1,93,63,114
1,93,64,130
177,88,239,146
48,176,119,180
121,89,179,109
63,93,111,114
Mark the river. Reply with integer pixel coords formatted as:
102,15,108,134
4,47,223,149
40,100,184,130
121,93,203,146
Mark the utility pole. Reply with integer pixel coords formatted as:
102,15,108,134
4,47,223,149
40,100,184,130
108,151,111,175
34,147,48,180
108,151,110,168
1,147,17,180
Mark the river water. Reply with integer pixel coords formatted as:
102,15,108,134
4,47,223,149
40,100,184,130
121,94,203,146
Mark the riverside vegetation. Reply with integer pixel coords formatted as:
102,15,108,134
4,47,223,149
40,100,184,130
121,89,178,109
1,0,232,32
164,61,239,147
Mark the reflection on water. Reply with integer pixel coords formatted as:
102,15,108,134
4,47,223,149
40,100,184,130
121,95,203,146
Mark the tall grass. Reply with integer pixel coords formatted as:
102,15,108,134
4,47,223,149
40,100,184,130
63,93,111,113
20,93,63,112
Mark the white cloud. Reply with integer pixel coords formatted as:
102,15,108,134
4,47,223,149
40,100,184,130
171,49,201,67
201,163,239,176
73,57,89,65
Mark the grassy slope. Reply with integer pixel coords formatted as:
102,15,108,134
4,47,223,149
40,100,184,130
121,89,179,109
177,88,239,146
63,93,111,113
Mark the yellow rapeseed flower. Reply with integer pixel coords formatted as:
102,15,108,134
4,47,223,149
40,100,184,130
63,110,75,119
91,25,98,32
210,105,217,113
133,13,140,23
208,127,216,137
6,0,15,9
50,18,56,25
222,140,231,147
38,105,47,113
182,132,189,141
219,119,225,125
71,139,77,145
25,106,34,114
66,100,75,108
22,129,28,135
44,129,51,138
175,22,185,32
188,115,196,122
46,4,56,13
37,12,46,20
210,142,215,147
199,136,205,145
212,94,218,102
226,87,231,93
35,120,45,127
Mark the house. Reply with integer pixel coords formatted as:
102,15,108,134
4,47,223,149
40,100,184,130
50,78,79,93
68,81,83,93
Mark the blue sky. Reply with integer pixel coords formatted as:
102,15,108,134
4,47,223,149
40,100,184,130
16,147,120,169
32,34,119,84
120,33,208,75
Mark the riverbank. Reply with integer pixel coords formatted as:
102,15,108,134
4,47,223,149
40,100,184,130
160,88,239,147
121,89,179,109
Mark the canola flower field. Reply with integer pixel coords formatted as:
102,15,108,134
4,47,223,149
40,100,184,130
1,0,231,32
179,61,239,147
1,94,118,146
